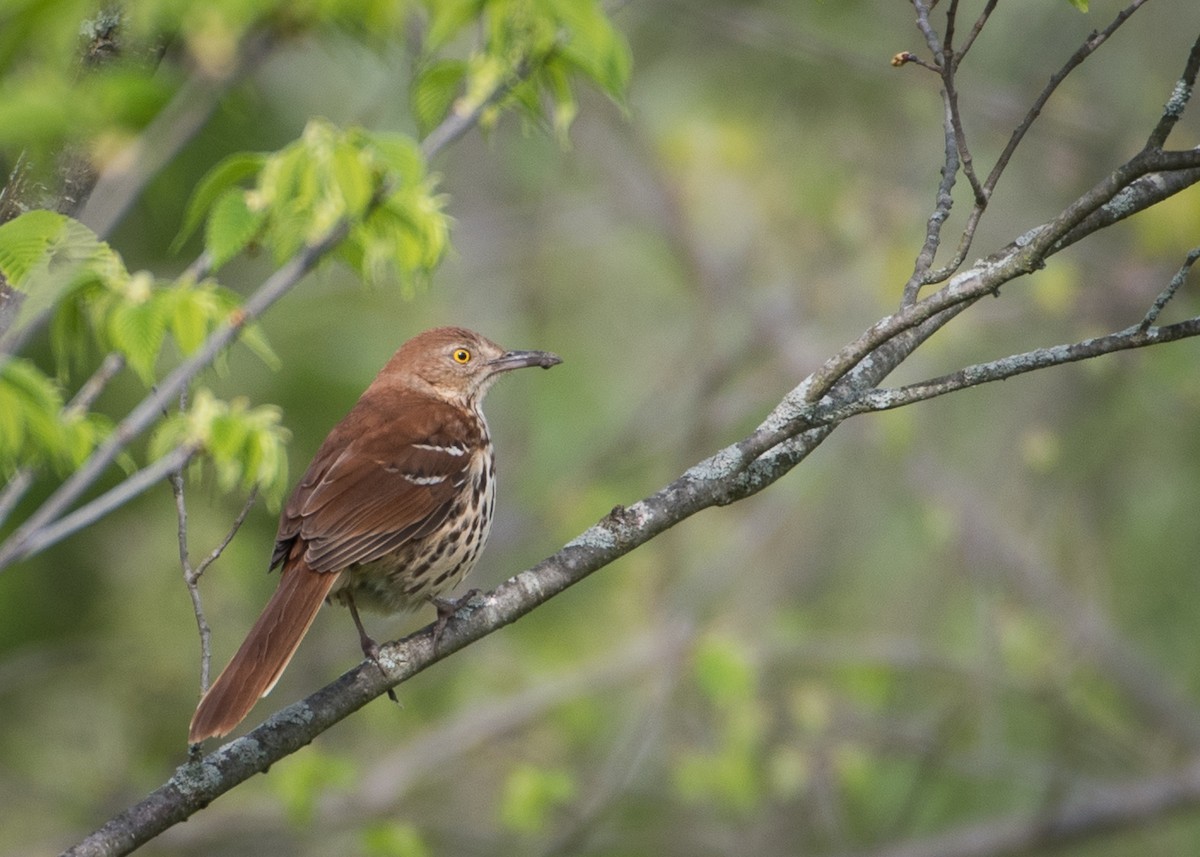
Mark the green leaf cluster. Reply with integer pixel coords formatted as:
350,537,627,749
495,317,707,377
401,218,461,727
177,119,449,288
0,359,107,476
150,388,290,502
413,0,631,141
0,210,285,489
0,209,126,318
0,211,277,386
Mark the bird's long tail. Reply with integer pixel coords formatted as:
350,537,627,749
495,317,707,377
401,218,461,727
188,563,341,743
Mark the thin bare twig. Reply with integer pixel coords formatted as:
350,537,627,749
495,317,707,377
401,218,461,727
912,0,985,201
742,313,1200,464
742,237,1200,467
814,140,1200,410
918,0,1152,288
173,470,259,693
902,93,960,304
1142,246,1200,331
984,0,1152,195
953,0,998,68
1145,30,1200,150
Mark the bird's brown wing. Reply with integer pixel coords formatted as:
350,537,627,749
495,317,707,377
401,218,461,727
273,393,483,572
189,394,482,743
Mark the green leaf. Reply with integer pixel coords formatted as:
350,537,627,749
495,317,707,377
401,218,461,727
237,321,282,371
167,288,213,356
498,764,576,834
0,360,61,461
361,823,431,857
185,120,448,285
49,280,99,377
1066,0,1088,10
412,60,467,134
60,411,111,468
423,0,483,49
152,389,290,504
0,209,70,287
0,210,125,302
205,188,266,268
0,358,76,474
105,274,168,384
173,151,267,253
0,211,134,367
693,635,756,709
209,285,281,370
367,133,426,185
542,62,577,145
331,140,375,218
550,0,632,101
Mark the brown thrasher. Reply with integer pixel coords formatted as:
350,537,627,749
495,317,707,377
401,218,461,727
187,327,561,743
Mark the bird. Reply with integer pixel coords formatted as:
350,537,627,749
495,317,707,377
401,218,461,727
187,326,561,743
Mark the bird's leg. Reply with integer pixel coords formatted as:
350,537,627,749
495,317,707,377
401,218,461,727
345,591,398,703
430,589,482,651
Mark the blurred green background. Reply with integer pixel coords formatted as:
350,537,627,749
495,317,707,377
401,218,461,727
4,1,1200,855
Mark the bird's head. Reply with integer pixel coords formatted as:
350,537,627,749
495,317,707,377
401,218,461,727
384,326,561,406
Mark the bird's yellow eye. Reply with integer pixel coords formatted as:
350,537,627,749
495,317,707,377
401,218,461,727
452,348,471,364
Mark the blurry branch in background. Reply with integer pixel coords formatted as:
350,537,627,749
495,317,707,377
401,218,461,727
918,461,1200,750
77,29,277,240
845,756,1200,857
62,9,1200,853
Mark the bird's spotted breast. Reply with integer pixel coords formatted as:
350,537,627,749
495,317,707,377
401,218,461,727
334,442,496,614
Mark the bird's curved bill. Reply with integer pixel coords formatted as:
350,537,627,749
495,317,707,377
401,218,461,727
488,350,563,372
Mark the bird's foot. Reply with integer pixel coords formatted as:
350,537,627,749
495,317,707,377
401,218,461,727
430,589,482,651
